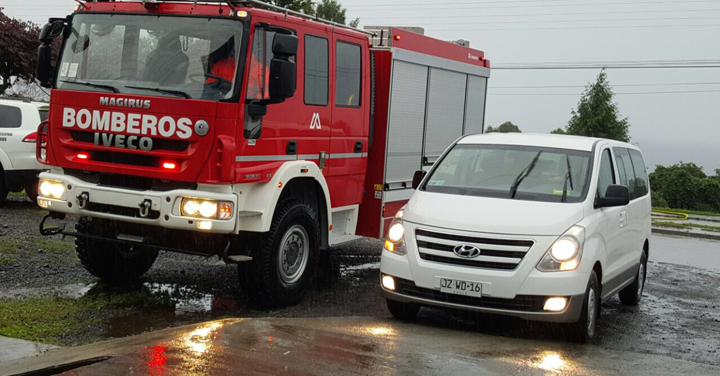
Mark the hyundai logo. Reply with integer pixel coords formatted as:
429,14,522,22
453,244,481,258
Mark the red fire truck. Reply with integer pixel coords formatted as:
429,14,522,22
35,0,490,307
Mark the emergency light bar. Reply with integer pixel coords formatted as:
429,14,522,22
93,0,376,36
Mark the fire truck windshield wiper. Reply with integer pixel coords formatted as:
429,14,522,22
124,86,190,99
60,80,119,93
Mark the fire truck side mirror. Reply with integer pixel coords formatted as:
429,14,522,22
39,20,64,44
412,170,427,190
36,44,53,88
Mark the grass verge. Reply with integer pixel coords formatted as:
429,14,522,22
653,207,720,217
0,288,174,345
652,221,720,233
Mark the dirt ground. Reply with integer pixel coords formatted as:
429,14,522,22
1,195,719,367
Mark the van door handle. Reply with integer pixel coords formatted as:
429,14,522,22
619,211,628,228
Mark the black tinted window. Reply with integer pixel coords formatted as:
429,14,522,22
304,35,328,106
598,149,615,198
628,149,649,198
39,110,49,122
336,42,361,107
614,147,637,200
0,105,22,128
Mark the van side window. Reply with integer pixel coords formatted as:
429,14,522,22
628,149,649,198
304,35,329,106
0,105,22,128
597,149,615,198
613,148,636,199
336,41,361,107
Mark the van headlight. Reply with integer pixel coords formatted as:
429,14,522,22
537,225,585,272
181,198,233,220
384,209,407,255
38,179,65,199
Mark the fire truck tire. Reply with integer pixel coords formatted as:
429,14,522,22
24,181,38,202
237,198,320,308
75,217,159,285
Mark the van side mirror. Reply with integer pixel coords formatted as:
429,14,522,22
598,185,630,208
268,34,298,101
36,44,53,88
412,170,427,190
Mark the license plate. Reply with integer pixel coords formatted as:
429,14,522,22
440,278,482,298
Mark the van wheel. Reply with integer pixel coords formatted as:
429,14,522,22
619,251,647,305
386,299,420,321
237,198,320,308
566,270,600,344
75,217,158,285
0,169,8,204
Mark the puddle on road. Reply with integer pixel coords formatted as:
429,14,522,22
339,262,380,277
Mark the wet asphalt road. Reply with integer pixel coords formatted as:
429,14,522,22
1,195,720,371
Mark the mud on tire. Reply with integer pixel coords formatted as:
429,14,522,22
75,217,158,285
237,198,320,309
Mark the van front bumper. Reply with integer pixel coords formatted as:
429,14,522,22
380,274,585,323
36,172,237,234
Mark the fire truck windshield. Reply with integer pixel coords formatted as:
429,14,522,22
56,14,244,101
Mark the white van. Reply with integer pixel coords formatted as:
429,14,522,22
380,133,651,342
0,98,49,203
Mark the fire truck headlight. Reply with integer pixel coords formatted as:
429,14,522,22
181,198,233,220
39,179,65,199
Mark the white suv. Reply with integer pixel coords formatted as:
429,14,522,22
380,133,651,342
0,98,49,202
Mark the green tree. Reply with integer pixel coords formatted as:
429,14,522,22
315,0,347,24
565,71,630,142
649,162,720,212
270,0,315,14
550,128,566,135
486,121,521,133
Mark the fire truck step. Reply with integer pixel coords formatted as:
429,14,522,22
237,211,263,218
227,255,254,263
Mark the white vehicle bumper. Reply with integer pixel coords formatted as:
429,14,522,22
36,172,238,234
379,222,590,323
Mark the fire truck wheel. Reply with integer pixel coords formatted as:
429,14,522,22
75,217,159,285
237,198,320,308
24,181,38,202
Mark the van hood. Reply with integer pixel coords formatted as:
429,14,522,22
404,191,584,237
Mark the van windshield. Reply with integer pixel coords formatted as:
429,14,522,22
424,144,593,203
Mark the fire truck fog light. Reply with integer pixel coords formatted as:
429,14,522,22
382,275,396,291
544,297,568,312
197,221,212,231
76,153,89,160
162,162,177,170
38,199,51,208
181,198,232,220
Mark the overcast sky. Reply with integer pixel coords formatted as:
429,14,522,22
3,0,719,173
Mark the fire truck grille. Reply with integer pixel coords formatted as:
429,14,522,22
65,169,197,192
86,202,161,220
394,277,547,312
71,131,189,152
414,229,534,271
90,150,158,168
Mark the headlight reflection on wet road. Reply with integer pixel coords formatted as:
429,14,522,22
534,352,568,372
184,322,223,355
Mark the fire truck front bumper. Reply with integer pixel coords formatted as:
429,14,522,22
36,172,238,234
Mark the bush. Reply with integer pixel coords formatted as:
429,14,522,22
650,162,720,213
651,193,668,208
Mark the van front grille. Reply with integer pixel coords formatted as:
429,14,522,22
415,229,534,271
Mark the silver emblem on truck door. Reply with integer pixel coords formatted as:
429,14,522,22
195,120,209,136
453,244,481,258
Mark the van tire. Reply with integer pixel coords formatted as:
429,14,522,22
75,217,158,285
566,270,600,344
386,299,420,321
619,251,647,306
0,169,8,204
237,198,320,309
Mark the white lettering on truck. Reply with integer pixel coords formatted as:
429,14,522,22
62,108,193,139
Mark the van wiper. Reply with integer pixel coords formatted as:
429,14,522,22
562,154,575,203
509,151,542,199
60,80,119,93
125,86,190,99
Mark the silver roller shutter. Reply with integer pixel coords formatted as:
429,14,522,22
464,75,487,135
385,61,429,184
424,68,467,160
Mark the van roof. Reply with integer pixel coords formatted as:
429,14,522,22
458,133,638,152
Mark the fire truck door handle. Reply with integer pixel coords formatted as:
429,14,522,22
286,141,297,155
354,141,363,153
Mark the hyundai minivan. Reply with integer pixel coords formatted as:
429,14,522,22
380,133,651,342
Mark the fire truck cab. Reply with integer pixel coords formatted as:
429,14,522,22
35,0,490,308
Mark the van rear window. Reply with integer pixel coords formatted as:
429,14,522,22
0,105,22,128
